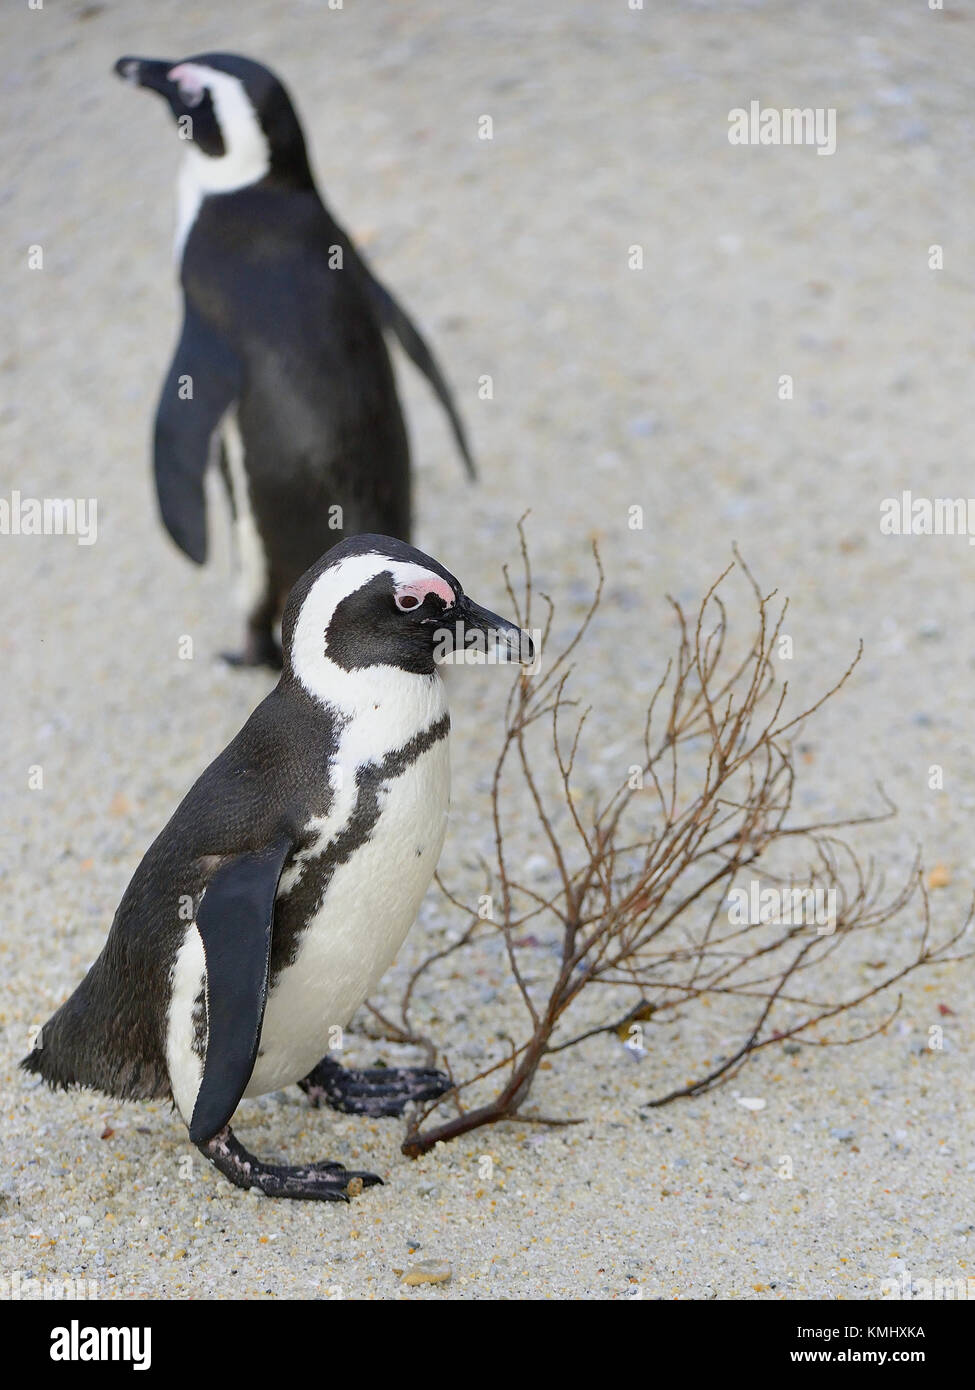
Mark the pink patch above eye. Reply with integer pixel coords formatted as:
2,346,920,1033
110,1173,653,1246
394,576,454,611
167,64,206,102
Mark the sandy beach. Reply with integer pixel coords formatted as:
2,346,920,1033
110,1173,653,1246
2,0,973,1300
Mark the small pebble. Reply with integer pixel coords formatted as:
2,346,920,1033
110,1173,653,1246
401,1261,451,1287
927,863,951,890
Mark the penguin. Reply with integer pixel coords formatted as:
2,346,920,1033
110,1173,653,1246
23,535,533,1201
114,52,476,668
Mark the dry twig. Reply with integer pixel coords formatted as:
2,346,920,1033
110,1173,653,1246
369,525,970,1156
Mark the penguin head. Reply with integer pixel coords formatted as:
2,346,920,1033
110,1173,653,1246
114,52,312,191
282,535,534,705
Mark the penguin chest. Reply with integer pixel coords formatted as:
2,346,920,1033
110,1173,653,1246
244,734,450,1096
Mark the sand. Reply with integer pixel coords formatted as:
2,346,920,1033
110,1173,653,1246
1,0,973,1300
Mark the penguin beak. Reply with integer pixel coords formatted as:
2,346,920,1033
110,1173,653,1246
114,57,177,96
434,596,535,667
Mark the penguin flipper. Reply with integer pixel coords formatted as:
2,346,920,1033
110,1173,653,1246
361,270,477,480
154,307,243,564
189,833,292,1144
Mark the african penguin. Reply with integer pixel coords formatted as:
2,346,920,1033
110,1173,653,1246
23,535,533,1202
114,52,476,668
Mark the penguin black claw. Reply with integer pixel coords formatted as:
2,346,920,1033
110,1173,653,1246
298,1055,453,1117
197,1126,383,1202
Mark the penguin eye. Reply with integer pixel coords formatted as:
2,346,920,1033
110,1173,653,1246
395,594,421,612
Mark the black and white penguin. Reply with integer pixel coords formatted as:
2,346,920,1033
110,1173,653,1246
114,52,475,667
23,535,532,1201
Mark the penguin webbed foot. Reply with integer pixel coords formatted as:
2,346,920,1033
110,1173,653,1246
298,1055,452,1117
221,638,283,671
221,617,283,671
197,1125,382,1202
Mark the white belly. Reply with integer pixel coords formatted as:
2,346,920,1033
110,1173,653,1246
220,410,268,618
244,735,450,1097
